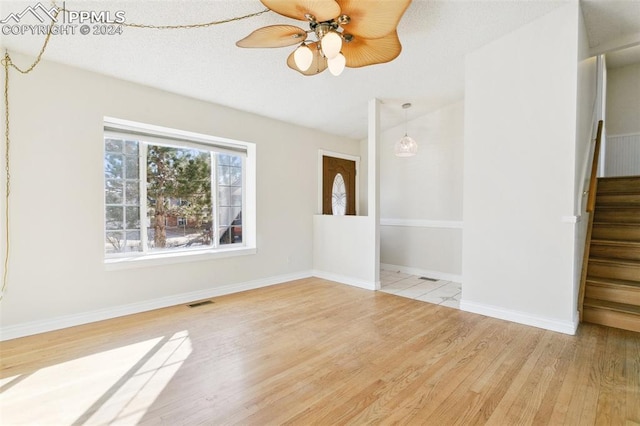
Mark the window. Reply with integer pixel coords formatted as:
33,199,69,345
104,118,255,261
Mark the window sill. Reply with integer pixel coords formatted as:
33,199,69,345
104,246,257,271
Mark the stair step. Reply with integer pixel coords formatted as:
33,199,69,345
583,299,640,333
592,223,640,242
597,176,640,194
586,276,640,289
584,176,640,333
587,258,640,282
596,193,640,207
584,297,640,314
586,277,640,305
593,207,640,224
590,240,640,261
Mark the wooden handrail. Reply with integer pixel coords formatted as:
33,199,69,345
586,120,604,212
578,119,604,322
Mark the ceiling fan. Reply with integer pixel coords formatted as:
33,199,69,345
236,0,413,76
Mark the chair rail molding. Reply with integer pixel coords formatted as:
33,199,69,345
380,218,463,229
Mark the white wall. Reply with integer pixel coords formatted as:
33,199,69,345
606,62,640,136
359,139,369,216
378,102,464,280
313,99,381,291
605,62,640,176
605,134,640,176
462,4,581,334
0,56,359,337
573,7,598,314
313,215,377,289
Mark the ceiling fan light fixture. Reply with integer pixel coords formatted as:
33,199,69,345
293,43,313,71
328,53,346,76
337,14,350,25
321,30,342,59
237,0,413,76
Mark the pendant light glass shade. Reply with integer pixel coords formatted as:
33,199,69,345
293,44,313,71
395,102,417,157
321,31,342,59
328,53,346,76
394,134,418,157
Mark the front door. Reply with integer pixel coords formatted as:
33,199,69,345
322,156,356,215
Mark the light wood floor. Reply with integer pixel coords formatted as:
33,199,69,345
1,277,639,425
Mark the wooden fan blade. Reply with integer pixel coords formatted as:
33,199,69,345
337,0,412,40
236,25,308,48
260,0,340,22
342,31,402,68
287,42,328,76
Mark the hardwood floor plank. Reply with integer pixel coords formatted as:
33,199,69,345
272,304,465,424
237,298,461,424
595,328,632,424
547,324,598,425
364,316,502,424
388,320,512,423
431,323,540,425
1,279,639,425
501,332,572,424
627,332,640,424
482,330,556,425
576,324,609,425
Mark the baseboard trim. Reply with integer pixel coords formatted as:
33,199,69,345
0,271,313,341
312,270,377,291
460,299,579,335
381,263,462,283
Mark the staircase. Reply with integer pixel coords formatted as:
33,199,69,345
582,175,640,333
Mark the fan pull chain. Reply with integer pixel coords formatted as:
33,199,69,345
119,8,270,29
1,53,11,301
50,1,270,30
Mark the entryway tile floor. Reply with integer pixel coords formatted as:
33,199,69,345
379,270,462,309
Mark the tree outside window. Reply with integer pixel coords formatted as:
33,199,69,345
104,135,244,256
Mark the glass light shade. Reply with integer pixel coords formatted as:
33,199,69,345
293,44,313,71
321,31,342,59
327,53,346,76
394,134,418,157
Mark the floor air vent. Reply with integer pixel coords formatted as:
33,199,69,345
419,276,438,282
188,300,214,308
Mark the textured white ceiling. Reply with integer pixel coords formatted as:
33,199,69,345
582,0,640,49
1,0,639,140
607,44,640,68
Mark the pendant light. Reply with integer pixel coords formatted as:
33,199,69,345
394,103,418,157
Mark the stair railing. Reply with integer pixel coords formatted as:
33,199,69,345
578,120,604,321
586,121,604,213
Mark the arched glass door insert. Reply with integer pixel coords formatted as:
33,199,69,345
331,173,347,215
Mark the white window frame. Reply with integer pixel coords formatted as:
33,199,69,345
103,117,256,270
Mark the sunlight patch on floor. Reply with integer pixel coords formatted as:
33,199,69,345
0,331,192,425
